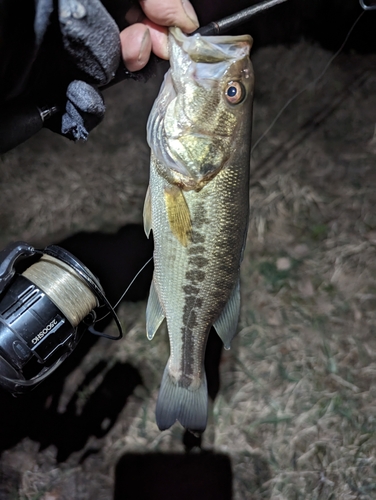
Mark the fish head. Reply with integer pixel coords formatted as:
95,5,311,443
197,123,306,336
147,28,254,189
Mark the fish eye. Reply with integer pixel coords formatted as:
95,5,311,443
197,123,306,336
224,81,245,105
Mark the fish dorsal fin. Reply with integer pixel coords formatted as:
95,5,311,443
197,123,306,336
146,279,165,340
143,185,152,238
213,278,241,350
164,185,191,247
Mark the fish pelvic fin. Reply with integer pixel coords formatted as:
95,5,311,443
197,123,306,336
143,185,152,238
214,278,241,350
156,363,208,432
164,185,191,247
146,280,165,340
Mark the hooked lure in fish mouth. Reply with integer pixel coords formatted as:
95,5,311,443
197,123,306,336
144,27,254,432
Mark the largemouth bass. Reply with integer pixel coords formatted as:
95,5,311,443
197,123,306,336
144,27,254,431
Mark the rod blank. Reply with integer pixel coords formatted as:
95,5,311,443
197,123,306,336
195,0,289,36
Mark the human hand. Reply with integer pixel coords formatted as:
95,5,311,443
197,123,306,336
120,0,199,72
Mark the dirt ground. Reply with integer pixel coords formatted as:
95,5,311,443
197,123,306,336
0,32,375,500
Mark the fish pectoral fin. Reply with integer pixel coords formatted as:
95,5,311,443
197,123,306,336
143,185,152,238
164,185,191,247
213,278,241,350
156,362,208,432
146,280,165,340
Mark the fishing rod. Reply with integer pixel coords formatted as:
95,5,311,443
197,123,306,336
0,0,289,154
194,0,289,36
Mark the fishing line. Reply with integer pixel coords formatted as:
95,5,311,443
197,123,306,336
112,256,153,309
94,255,153,324
251,9,366,155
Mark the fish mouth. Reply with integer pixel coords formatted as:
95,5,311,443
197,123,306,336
170,26,252,64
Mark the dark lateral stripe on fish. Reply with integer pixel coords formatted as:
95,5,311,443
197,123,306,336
181,296,198,379
180,221,208,379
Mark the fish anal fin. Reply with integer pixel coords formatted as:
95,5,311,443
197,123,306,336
214,279,241,350
156,363,208,432
143,185,152,238
146,280,165,340
164,185,191,247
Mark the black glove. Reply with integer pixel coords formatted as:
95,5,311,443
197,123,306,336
57,0,120,140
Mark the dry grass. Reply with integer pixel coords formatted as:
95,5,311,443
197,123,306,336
0,41,375,499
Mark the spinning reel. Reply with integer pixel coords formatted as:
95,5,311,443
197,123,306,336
0,241,123,395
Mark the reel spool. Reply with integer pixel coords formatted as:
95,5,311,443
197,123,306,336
0,242,123,395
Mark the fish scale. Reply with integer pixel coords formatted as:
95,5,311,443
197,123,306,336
144,27,254,431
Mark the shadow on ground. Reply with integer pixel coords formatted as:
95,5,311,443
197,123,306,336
114,452,233,500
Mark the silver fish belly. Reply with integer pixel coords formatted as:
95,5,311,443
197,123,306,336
143,27,254,431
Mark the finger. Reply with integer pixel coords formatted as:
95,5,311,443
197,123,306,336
139,0,199,33
120,24,152,72
143,19,169,60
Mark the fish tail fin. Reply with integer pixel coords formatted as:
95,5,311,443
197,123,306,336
156,363,208,432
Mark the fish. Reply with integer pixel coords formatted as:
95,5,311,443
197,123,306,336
143,27,254,432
